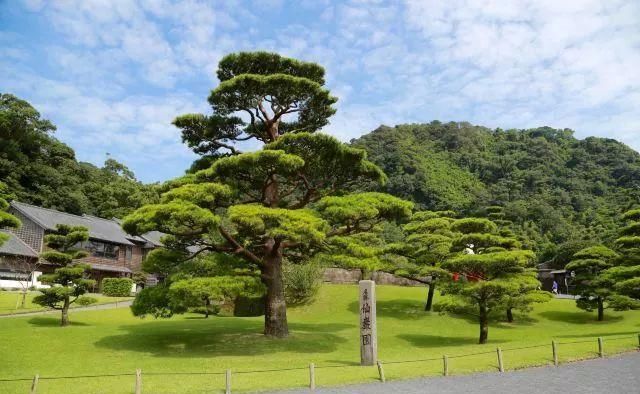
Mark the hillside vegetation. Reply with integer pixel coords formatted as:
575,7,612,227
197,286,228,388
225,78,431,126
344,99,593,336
352,122,640,260
0,94,158,217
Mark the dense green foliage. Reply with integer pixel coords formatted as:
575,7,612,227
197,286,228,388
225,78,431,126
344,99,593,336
101,278,133,297
32,224,96,326
0,181,21,247
282,260,324,306
353,122,640,260
0,94,158,217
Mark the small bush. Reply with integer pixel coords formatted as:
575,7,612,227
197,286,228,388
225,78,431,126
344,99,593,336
102,278,133,297
131,285,173,318
76,296,98,306
283,261,323,306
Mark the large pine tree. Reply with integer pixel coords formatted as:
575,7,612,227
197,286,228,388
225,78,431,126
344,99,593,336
123,52,411,338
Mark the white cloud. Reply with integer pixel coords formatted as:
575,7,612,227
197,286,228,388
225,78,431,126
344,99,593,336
4,0,639,183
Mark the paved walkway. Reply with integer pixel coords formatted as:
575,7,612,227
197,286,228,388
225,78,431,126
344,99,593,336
0,300,132,318
273,352,640,394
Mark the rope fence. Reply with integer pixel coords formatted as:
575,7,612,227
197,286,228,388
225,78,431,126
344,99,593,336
3,333,638,393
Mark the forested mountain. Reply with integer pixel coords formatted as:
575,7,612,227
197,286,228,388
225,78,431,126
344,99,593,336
352,122,640,261
4,92,640,264
0,94,158,218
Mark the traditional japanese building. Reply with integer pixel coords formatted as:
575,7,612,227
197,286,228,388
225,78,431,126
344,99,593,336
0,201,159,290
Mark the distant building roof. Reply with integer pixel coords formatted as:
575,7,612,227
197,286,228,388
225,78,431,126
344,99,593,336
0,230,39,258
140,231,164,247
10,201,134,246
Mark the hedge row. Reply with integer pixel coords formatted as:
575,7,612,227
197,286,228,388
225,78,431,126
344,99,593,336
102,278,133,297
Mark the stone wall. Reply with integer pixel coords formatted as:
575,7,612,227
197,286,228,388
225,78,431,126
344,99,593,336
323,267,424,286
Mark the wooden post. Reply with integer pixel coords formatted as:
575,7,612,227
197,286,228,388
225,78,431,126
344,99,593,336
497,347,504,372
598,337,604,358
552,341,558,366
135,369,142,394
376,361,385,383
443,355,449,376
225,369,231,394
309,363,315,390
30,374,39,394
359,280,378,366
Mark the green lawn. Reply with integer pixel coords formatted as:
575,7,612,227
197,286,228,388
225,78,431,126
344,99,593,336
0,291,133,315
0,284,638,394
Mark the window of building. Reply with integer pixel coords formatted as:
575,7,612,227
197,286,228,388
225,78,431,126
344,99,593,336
79,240,120,259
126,246,132,261
0,270,30,281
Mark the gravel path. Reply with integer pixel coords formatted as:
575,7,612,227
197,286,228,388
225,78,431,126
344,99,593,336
273,352,640,394
0,300,132,318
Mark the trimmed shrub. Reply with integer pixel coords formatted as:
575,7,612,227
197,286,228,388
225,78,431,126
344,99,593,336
283,261,323,306
131,285,173,318
102,278,133,297
76,296,98,306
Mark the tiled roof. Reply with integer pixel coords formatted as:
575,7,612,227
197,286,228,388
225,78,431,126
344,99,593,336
140,231,164,247
10,201,134,246
0,230,39,258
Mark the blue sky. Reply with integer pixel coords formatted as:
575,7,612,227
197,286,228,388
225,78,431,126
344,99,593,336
2,0,639,183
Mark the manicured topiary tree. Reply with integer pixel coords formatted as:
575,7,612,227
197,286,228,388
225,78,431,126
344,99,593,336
123,52,411,338
566,245,619,321
440,218,542,343
386,211,457,311
33,225,96,326
599,209,640,309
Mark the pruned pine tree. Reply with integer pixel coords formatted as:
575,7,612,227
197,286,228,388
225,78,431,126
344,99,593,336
123,52,412,338
385,210,458,311
599,209,640,310
440,218,541,344
566,245,619,321
32,224,96,326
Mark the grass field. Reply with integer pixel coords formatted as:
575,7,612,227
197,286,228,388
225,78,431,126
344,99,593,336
0,284,638,394
0,291,133,315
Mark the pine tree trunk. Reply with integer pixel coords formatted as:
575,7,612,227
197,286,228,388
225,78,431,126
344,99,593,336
262,251,289,338
506,308,514,323
204,298,210,319
425,282,435,311
20,289,27,309
597,297,604,321
479,304,489,344
61,296,70,327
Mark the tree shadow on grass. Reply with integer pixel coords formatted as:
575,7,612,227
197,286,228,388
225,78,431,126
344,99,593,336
538,311,623,325
397,334,506,348
554,331,639,339
28,317,91,327
348,299,427,320
94,318,351,358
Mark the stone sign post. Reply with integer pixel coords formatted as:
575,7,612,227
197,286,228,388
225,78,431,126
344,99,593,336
359,280,377,365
